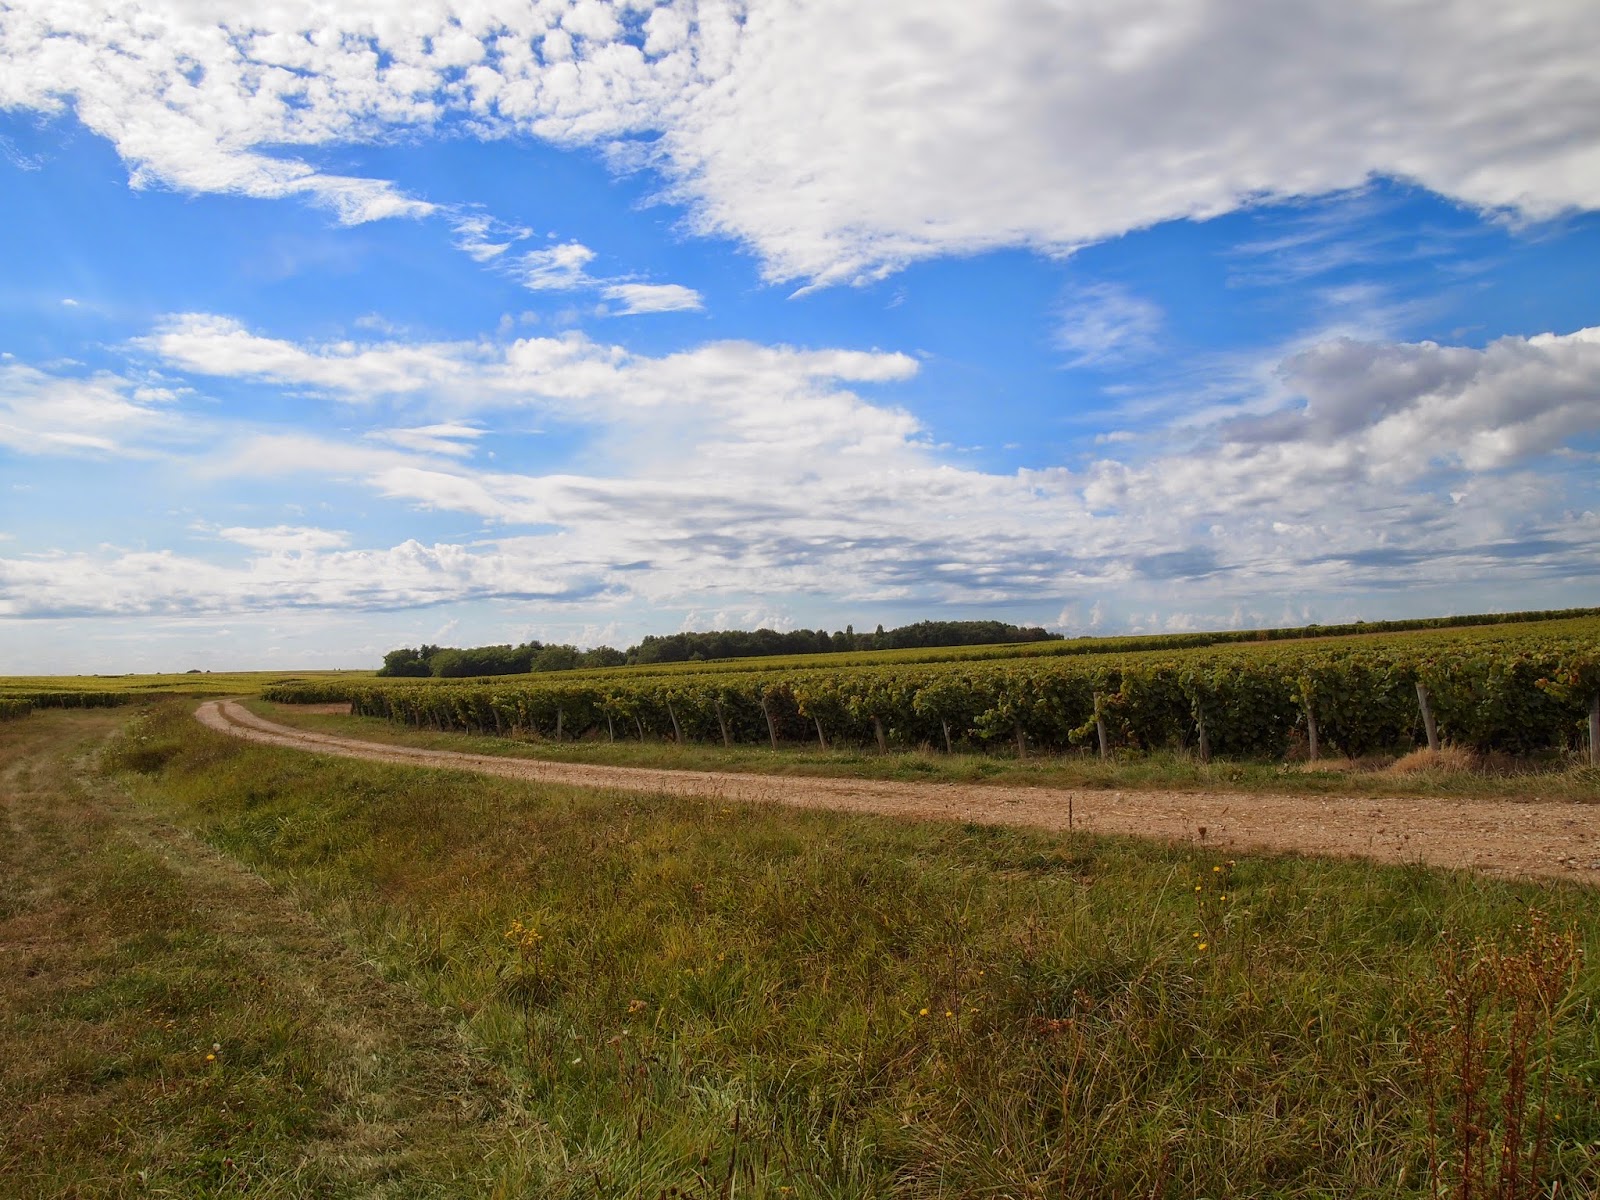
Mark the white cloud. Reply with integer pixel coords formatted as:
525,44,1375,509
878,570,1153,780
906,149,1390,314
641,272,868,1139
368,423,486,457
1055,283,1163,366
603,282,704,314
138,314,485,398
7,317,1598,625
452,214,532,262
517,241,598,290
1228,325,1600,474
0,363,187,456
2,2,1595,283
142,314,920,445
0,538,600,618
214,525,351,554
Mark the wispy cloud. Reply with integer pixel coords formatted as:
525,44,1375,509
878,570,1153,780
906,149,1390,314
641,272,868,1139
1055,283,1163,367
517,241,598,291
0,363,191,457
368,423,486,458
603,283,704,315
452,214,533,263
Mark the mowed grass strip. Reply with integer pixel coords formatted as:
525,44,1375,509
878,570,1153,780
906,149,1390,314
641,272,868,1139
96,702,1600,1197
0,710,514,1199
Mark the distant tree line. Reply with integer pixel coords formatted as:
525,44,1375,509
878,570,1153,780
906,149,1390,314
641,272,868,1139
376,620,1060,678
378,642,627,678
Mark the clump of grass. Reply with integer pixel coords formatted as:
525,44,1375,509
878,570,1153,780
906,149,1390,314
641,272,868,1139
1392,746,1480,775
108,703,1600,1197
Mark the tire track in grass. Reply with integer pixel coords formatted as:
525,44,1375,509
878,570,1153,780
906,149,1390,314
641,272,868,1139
199,700,1600,884
1,709,519,1196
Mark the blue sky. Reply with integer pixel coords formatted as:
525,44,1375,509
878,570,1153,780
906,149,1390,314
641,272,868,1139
1,2,1598,673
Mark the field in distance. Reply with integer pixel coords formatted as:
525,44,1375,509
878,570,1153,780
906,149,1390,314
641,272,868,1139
0,669,372,700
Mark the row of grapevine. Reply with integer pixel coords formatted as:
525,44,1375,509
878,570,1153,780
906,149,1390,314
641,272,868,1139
2,690,162,710
0,698,33,720
264,630,1600,761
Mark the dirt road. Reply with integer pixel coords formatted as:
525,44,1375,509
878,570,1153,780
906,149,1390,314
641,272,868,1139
197,700,1600,883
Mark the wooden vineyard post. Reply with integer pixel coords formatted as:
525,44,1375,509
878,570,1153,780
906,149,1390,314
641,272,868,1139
666,700,684,744
1197,708,1211,764
1093,693,1108,761
714,700,732,747
1014,724,1026,759
814,716,827,750
1304,699,1320,762
760,697,779,750
1591,692,1600,767
941,718,953,755
874,716,888,755
1415,682,1439,752
606,711,615,743
635,716,645,743
554,707,564,741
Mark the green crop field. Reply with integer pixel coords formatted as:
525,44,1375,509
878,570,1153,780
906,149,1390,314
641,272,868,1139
0,669,373,710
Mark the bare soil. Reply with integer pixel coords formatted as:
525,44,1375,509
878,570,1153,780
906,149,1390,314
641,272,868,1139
199,700,1600,884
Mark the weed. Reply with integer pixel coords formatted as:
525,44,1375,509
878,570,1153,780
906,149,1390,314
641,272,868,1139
1411,912,1586,1199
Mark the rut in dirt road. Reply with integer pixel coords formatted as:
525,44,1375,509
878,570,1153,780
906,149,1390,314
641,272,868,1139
198,700,1600,884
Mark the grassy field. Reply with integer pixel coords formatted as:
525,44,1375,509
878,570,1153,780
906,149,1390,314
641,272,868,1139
0,669,371,700
250,696,1600,803
5,702,1598,1197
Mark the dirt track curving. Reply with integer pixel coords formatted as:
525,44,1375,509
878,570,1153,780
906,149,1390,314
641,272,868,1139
197,700,1600,883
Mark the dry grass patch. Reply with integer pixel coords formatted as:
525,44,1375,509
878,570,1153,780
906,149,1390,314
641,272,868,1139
1391,746,1481,775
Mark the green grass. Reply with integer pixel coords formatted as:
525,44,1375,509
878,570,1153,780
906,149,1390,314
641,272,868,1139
0,709,508,1198
88,703,1600,1196
251,697,1600,803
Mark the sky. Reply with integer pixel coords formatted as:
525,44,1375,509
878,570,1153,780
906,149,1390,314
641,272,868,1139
1,1,1598,674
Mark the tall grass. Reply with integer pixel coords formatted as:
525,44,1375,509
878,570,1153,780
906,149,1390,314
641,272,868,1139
112,704,1600,1197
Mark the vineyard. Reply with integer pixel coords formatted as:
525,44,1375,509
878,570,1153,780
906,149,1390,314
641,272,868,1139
265,617,1600,762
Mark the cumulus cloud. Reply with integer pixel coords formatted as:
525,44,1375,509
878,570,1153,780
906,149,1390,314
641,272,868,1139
1227,326,1600,473
141,313,920,448
2,1,1595,283
6,315,1597,623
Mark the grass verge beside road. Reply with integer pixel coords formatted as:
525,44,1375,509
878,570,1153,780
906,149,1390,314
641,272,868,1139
0,709,512,1198
67,702,1600,1195
249,697,1600,803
